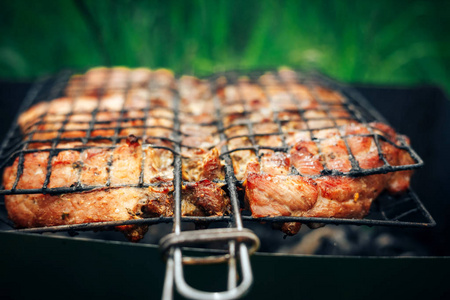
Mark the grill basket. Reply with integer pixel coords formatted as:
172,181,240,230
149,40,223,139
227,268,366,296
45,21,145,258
0,68,435,300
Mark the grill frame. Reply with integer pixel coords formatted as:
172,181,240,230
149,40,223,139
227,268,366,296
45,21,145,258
0,68,435,236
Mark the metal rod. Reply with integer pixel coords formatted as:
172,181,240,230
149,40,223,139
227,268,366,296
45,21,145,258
162,249,175,300
173,245,254,300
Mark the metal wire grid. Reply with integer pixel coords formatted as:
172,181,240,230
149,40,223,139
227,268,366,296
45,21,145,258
210,69,433,228
0,70,179,195
0,69,434,232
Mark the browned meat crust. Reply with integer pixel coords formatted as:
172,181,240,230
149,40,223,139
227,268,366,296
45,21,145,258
4,186,173,242
182,180,230,216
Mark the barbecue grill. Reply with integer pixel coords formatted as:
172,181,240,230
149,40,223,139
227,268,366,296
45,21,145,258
0,68,436,300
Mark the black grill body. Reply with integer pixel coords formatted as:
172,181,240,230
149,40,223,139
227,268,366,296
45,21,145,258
0,77,448,300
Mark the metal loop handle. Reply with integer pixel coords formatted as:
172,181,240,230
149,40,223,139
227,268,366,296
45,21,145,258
160,228,260,300
159,228,260,264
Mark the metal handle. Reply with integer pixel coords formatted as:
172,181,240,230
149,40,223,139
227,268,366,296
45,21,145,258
160,228,260,300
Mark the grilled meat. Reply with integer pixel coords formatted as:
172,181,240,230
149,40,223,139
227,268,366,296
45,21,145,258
3,68,229,241
217,70,415,235
2,137,228,240
2,67,416,240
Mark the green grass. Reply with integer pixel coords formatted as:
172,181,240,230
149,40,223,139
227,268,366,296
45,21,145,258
1,0,449,93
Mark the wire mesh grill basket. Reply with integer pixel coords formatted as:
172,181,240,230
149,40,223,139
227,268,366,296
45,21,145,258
0,68,435,300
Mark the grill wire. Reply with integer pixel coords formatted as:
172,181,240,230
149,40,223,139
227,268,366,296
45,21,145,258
0,68,434,235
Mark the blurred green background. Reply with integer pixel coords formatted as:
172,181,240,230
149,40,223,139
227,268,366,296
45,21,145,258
1,0,449,92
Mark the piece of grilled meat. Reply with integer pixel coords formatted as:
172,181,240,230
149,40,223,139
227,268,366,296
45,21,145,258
217,71,415,235
243,122,414,235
